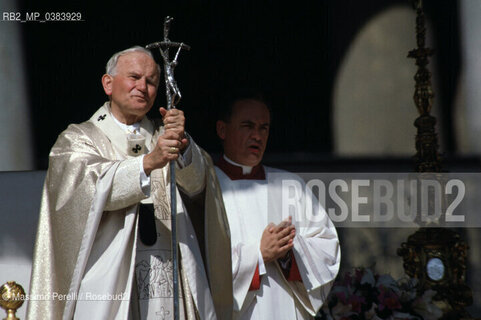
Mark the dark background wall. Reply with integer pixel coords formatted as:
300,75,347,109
17,0,460,169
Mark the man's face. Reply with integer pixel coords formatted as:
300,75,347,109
102,51,159,124
217,99,270,167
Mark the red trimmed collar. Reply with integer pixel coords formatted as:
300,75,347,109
216,156,266,180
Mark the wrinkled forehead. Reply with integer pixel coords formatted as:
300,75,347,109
117,52,160,77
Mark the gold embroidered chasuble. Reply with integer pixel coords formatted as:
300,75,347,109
27,102,233,320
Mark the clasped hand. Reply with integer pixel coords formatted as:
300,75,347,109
143,107,188,175
260,216,296,263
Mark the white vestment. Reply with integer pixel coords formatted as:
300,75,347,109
28,103,232,320
215,163,340,320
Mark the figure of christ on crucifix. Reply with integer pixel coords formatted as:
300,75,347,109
147,16,191,110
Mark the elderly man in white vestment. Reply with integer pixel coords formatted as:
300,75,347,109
215,92,340,319
27,46,233,320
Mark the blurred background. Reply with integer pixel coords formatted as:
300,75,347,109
1,0,474,170
1,0,480,317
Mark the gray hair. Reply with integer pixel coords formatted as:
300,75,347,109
105,46,161,76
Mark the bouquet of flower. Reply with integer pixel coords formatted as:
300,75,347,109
317,268,442,320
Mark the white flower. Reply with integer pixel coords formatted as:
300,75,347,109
331,302,355,319
376,274,398,293
361,268,376,286
412,290,442,320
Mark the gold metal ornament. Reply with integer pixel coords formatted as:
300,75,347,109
0,281,25,320
397,1,477,319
